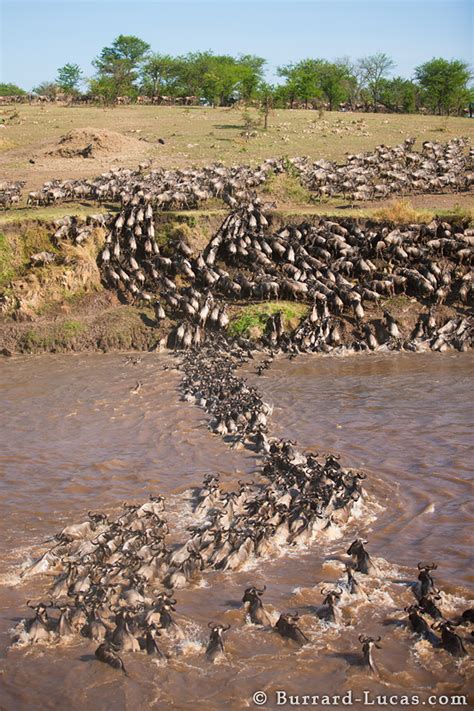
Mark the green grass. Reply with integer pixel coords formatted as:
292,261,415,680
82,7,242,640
0,223,58,287
0,203,115,226
261,172,313,205
0,232,15,287
228,301,309,338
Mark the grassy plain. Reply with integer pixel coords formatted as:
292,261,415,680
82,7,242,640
1,104,473,192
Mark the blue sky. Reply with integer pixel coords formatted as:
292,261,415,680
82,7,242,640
1,0,472,90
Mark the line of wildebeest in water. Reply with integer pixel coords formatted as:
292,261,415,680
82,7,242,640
0,136,473,210
15,333,473,676
11,137,473,675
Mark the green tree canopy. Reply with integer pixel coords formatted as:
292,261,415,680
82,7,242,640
56,63,83,94
378,76,417,113
414,58,472,115
317,61,351,110
277,60,322,107
92,35,151,98
237,55,266,101
0,83,26,96
141,53,182,96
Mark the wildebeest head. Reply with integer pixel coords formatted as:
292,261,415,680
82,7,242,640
347,538,368,556
417,562,438,597
242,585,266,605
320,586,343,607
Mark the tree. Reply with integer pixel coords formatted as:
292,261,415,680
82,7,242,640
257,81,274,129
237,55,266,102
0,83,26,96
357,52,395,111
33,81,59,98
317,61,351,110
92,35,151,98
414,58,472,115
141,53,181,97
278,60,322,108
56,63,83,94
378,77,417,113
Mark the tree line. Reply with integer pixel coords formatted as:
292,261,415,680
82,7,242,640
2,35,472,115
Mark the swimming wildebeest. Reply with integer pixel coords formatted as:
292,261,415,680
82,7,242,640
415,562,438,600
405,605,432,638
432,620,468,658
242,585,272,626
205,623,231,662
24,600,54,643
274,613,310,646
359,634,382,675
318,586,343,623
95,642,128,674
347,539,376,575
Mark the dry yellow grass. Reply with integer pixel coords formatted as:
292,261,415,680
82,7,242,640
1,104,473,191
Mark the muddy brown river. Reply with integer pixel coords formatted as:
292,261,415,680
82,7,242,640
0,352,472,711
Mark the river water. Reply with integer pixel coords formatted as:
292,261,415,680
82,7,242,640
0,352,472,710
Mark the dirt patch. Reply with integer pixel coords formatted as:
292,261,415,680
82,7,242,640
0,292,164,354
46,127,142,159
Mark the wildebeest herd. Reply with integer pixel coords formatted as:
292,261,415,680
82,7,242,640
14,335,473,674
8,135,473,679
1,137,472,210
44,193,473,355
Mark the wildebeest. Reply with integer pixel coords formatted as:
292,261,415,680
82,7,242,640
415,563,438,600
432,620,467,657
95,642,128,674
242,585,272,626
274,613,310,646
359,634,382,675
205,623,231,662
405,605,432,638
346,539,376,575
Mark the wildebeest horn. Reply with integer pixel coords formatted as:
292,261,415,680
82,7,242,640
256,585,266,594
418,562,437,570
222,624,231,631
208,621,216,628
358,634,368,643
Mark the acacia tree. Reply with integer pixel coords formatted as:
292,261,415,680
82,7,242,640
141,53,181,97
92,35,151,98
317,61,351,110
358,52,395,111
32,81,59,98
0,83,26,96
56,63,83,94
237,55,266,102
257,81,274,128
378,77,417,113
277,60,321,107
414,58,472,115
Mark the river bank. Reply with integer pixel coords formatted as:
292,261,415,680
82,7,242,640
0,204,471,355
